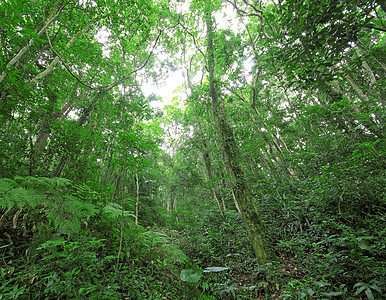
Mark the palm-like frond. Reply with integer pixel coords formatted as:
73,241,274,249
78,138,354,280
0,179,43,210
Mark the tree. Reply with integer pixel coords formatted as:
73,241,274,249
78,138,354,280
202,2,272,263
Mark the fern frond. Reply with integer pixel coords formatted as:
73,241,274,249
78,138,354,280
46,195,98,234
63,195,97,219
161,243,188,263
1,176,99,235
73,182,99,202
0,178,18,194
103,203,136,220
41,177,71,188
142,229,187,263
8,187,40,209
124,196,136,210
0,179,43,210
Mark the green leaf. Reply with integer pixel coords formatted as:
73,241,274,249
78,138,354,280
369,284,382,294
358,242,370,250
313,281,330,287
354,285,367,295
180,269,202,283
320,291,344,297
305,288,315,296
203,267,229,273
365,288,374,300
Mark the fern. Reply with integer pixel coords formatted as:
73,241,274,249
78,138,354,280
103,203,136,220
0,177,98,235
161,243,188,263
0,178,43,210
46,195,98,234
142,229,187,263
73,182,99,203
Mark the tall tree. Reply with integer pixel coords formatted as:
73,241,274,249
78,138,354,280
204,3,272,263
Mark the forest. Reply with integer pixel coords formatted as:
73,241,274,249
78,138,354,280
0,0,385,299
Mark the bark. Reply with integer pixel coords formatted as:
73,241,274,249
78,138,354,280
202,150,224,214
52,154,68,177
345,74,370,103
111,170,123,201
101,151,113,186
205,8,272,264
355,47,378,87
332,77,384,138
33,84,78,173
31,26,87,162
34,99,73,153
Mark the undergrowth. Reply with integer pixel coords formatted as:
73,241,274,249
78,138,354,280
0,176,192,299
1,175,385,299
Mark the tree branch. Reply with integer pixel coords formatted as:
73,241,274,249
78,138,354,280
46,29,99,90
105,29,163,91
179,23,208,71
0,0,72,83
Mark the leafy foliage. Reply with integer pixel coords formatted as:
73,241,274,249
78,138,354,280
0,177,97,235
1,0,385,298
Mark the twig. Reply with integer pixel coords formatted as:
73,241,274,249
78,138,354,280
105,29,164,91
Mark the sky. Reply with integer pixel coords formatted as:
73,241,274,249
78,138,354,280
142,70,185,109
141,2,242,109
94,0,241,110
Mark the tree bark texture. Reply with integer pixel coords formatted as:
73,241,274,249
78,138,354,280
205,8,272,264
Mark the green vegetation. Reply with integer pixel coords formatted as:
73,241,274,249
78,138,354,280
1,0,385,299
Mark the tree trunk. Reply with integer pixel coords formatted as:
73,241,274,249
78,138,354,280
205,8,272,264
135,172,140,225
201,139,225,214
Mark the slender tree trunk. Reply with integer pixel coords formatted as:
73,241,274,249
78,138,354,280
200,138,225,214
102,151,113,186
135,172,140,225
205,8,272,264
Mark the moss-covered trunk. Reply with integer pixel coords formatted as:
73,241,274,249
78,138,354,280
204,9,272,264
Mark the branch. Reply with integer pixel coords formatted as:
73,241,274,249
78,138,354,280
373,5,386,29
365,24,386,32
223,85,247,102
105,29,163,91
241,0,263,14
29,26,90,88
179,23,208,71
226,0,249,17
356,41,386,71
46,29,99,90
0,0,72,83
